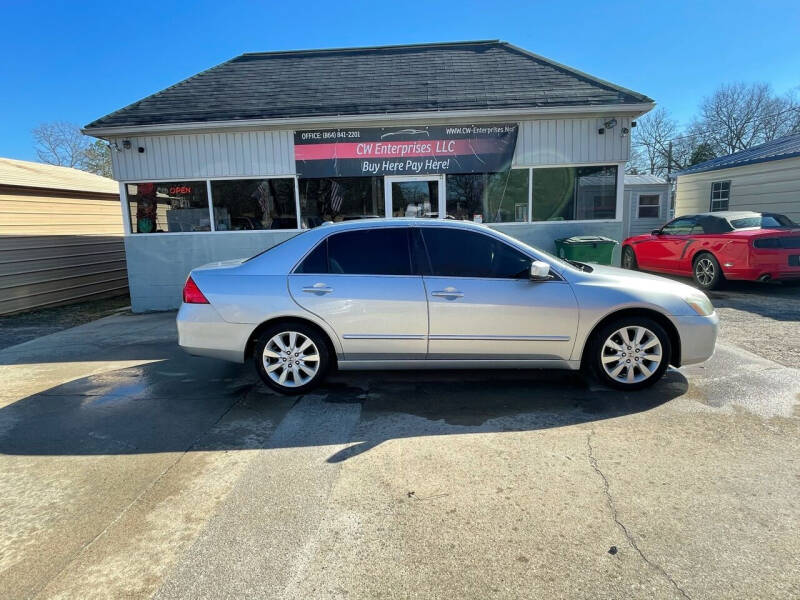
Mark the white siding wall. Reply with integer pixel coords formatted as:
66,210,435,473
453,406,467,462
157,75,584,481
110,130,295,181
110,116,634,182
676,156,800,221
513,116,632,166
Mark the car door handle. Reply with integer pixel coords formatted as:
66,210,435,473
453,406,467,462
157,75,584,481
431,288,464,299
302,283,334,295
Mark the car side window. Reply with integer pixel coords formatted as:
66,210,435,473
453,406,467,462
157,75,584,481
295,239,328,273
326,228,412,276
661,218,696,235
421,228,531,279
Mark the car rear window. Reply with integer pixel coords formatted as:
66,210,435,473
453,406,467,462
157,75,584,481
326,228,411,275
295,239,328,273
730,214,796,229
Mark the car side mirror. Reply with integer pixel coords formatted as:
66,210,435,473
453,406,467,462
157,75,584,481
530,260,552,281
651,229,662,235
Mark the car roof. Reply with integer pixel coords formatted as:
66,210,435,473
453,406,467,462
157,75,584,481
310,217,495,231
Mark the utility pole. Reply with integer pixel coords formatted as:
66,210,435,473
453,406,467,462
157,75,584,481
667,141,675,217
667,141,673,177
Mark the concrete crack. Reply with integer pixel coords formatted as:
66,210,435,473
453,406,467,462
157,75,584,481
586,430,692,600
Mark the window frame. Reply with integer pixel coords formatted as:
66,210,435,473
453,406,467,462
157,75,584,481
709,180,731,212
637,193,661,219
294,227,414,277
418,225,536,281
120,161,625,235
122,174,300,235
125,178,211,234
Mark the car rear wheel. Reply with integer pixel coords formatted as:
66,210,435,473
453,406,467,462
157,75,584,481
622,246,638,270
587,317,671,390
254,323,330,395
692,253,723,290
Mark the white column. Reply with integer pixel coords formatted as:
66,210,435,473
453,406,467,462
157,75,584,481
119,182,132,235
206,180,215,231
615,162,625,221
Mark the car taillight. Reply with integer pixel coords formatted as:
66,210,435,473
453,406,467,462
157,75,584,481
182,277,209,304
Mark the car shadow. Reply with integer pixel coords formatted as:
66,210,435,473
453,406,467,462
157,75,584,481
0,350,689,461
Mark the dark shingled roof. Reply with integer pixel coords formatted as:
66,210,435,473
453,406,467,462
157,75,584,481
85,40,652,130
678,132,800,176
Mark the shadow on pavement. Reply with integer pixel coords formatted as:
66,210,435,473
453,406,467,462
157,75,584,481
0,346,689,460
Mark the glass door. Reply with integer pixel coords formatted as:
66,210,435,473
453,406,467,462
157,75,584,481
384,175,444,219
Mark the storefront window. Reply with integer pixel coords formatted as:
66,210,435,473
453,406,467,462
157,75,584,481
298,177,385,228
532,166,617,221
127,181,209,233
445,170,529,223
211,178,297,230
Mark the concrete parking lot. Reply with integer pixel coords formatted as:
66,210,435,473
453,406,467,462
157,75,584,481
1,284,799,599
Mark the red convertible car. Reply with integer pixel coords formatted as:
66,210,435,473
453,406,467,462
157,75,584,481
621,211,800,290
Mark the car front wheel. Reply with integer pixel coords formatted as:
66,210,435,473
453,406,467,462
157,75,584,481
254,323,330,395
621,246,638,270
587,317,671,390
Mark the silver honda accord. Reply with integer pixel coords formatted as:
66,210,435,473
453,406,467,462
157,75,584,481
177,219,718,394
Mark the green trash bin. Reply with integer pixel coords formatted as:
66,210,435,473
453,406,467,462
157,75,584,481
554,236,618,265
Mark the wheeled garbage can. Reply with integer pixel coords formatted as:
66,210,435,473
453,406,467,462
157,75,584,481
554,236,618,265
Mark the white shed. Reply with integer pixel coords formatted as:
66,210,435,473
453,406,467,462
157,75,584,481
675,132,800,222
622,174,670,238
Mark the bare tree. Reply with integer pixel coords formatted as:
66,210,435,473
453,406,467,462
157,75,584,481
631,108,678,176
32,121,90,168
32,122,112,177
691,83,800,155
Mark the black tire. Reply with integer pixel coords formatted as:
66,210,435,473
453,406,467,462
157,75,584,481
621,246,638,270
253,322,330,395
692,252,724,290
585,316,671,390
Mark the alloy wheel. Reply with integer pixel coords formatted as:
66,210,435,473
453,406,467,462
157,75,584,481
600,326,662,385
262,331,320,388
695,257,715,287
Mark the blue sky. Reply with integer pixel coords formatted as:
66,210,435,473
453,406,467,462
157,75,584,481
1,0,798,161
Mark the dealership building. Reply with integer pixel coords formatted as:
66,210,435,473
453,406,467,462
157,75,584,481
84,40,653,312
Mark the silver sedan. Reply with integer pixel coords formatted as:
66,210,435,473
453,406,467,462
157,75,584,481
177,219,718,394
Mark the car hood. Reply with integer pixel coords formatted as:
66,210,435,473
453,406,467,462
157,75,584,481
579,264,701,296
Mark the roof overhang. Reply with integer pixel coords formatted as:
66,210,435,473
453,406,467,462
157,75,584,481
83,102,655,138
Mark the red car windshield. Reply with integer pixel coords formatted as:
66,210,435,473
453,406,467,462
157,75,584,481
730,214,797,229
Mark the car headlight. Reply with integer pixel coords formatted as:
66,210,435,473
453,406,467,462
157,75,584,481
683,294,714,316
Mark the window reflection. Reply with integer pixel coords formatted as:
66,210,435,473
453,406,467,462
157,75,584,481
532,166,617,221
127,181,209,233
211,178,297,230
298,177,385,228
445,170,529,223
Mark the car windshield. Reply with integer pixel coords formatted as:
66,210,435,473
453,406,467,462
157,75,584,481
729,214,797,229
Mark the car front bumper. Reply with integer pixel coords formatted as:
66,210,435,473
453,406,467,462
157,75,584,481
176,303,254,363
672,312,719,366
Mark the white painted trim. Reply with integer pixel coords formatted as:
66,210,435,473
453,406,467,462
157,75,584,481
121,174,296,184
119,182,131,235
634,191,663,220
122,218,623,237
384,174,445,219
293,176,302,229
206,180,215,232
615,162,625,221
85,103,655,137
492,219,622,225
